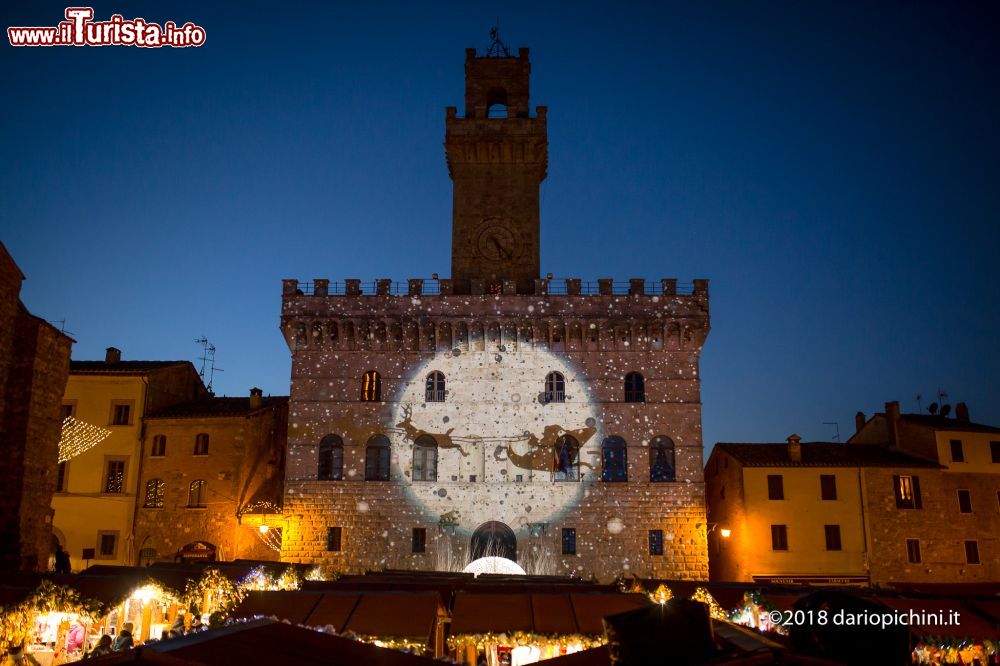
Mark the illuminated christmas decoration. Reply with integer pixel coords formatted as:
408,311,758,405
650,583,673,605
0,580,101,655
462,556,526,577
183,569,245,620
238,500,283,551
447,631,604,654
238,566,302,592
728,591,787,635
689,587,726,620
58,416,111,462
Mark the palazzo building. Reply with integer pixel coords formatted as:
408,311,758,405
278,46,711,580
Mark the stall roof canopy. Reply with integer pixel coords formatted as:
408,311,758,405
450,592,651,635
235,591,443,643
85,619,442,665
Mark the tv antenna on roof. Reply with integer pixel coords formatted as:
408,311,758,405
195,336,224,393
822,422,841,442
486,18,510,58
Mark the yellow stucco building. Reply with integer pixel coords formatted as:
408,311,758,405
52,348,204,570
705,434,938,584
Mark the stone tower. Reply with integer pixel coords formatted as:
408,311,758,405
446,48,547,294
278,46,711,582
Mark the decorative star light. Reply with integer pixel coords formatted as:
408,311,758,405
58,417,112,462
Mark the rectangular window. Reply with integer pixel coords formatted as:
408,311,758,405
958,489,973,514
767,474,784,500
97,531,118,559
61,402,75,420
326,527,342,552
110,401,132,426
103,458,126,494
893,475,922,509
950,439,965,463
820,474,837,500
56,461,68,493
150,435,166,457
411,528,426,553
991,441,1000,464
562,528,577,555
824,525,842,551
965,540,980,565
648,529,664,556
906,539,921,564
771,524,788,551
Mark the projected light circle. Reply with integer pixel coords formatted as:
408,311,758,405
389,347,601,534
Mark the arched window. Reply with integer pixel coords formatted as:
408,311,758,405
625,372,645,403
601,437,628,482
650,436,676,482
365,435,391,481
544,372,566,403
361,370,382,402
412,435,438,482
554,435,580,481
143,479,164,508
194,433,209,455
318,434,344,480
150,435,166,457
425,371,446,402
188,479,207,507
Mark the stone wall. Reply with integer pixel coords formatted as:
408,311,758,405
0,244,73,572
279,286,710,581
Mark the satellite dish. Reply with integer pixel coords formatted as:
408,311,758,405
940,404,952,418
928,403,939,415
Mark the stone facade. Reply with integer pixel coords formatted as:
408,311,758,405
278,47,711,581
0,242,73,572
134,390,288,563
850,403,1000,584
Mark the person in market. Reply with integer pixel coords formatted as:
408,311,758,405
168,614,186,639
53,545,71,575
83,635,112,660
0,643,41,666
111,622,134,650
66,618,86,655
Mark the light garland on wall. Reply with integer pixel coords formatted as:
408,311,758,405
58,417,112,462
237,500,283,551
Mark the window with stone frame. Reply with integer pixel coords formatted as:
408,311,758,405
103,458,126,494
893,474,922,509
412,435,438,482
187,479,207,507
194,433,209,455
824,524,842,551
361,370,382,402
318,434,344,480
553,435,580,481
958,489,973,513
562,528,577,555
648,529,664,556
649,436,676,482
543,371,565,403
425,371,446,402
965,540,981,565
624,372,645,403
96,531,118,559
150,435,167,457
601,436,628,482
771,524,788,551
949,439,965,463
144,479,165,508
365,435,391,481
767,475,784,500
412,528,426,553
820,474,837,500
110,401,133,426
906,538,921,563
327,526,342,552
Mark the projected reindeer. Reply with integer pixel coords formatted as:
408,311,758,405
394,404,470,457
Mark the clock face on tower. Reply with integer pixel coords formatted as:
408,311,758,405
475,218,519,263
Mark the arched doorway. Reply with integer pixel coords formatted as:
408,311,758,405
470,521,516,561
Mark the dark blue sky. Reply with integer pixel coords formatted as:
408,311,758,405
3,1,998,454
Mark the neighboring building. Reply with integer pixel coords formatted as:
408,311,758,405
134,388,288,564
705,435,937,585
278,46,711,580
0,242,73,572
850,401,1000,584
54,348,205,570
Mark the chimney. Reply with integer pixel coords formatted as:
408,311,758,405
885,401,900,448
855,411,866,435
787,434,802,463
955,402,969,422
105,347,121,363
249,387,263,410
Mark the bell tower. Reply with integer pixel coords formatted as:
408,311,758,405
445,45,548,293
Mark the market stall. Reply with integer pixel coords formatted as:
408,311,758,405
0,580,100,665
